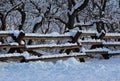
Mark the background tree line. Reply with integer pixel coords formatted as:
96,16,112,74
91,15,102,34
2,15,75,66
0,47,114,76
0,0,120,33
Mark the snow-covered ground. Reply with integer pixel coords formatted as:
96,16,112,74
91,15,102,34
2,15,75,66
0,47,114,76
0,56,120,81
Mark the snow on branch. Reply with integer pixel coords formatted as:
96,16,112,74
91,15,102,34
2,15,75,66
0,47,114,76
74,18,118,27
69,0,89,15
5,2,23,18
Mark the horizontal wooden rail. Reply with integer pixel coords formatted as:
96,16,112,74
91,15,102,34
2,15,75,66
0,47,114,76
1,30,120,40
25,53,87,62
78,30,97,35
80,41,120,46
0,42,119,50
0,44,24,48
0,56,25,62
103,33,120,39
0,31,12,37
80,41,102,45
26,43,81,50
24,31,97,40
85,51,108,55
0,30,97,38
0,44,80,50
0,30,120,63
24,33,72,40
103,42,120,46
81,32,96,36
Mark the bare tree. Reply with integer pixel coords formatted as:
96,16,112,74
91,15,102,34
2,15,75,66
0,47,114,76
0,0,23,30
54,0,89,31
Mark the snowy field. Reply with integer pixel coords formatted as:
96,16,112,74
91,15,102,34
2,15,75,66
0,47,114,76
0,56,120,81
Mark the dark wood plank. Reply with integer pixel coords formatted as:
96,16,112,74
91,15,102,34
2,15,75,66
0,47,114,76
0,44,24,48
0,56,25,62
25,54,87,62
28,50,42,57
85,51,108,55
81,41,102,45
103,33,120,39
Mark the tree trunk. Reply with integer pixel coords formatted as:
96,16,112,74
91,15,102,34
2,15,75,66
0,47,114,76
0,13,6,30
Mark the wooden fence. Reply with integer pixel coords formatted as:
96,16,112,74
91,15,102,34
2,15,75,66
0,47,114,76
0,30,120,62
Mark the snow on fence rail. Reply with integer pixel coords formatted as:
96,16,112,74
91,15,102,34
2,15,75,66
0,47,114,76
24,33,72,40
26,43,81,50
0,30,120,62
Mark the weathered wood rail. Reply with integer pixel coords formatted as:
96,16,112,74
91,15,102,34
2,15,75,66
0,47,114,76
0,30,120,62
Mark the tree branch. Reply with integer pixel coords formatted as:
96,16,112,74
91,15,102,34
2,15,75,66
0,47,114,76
5,2,22,19
73,0,89,15
29,0,41,13
54,17,67,25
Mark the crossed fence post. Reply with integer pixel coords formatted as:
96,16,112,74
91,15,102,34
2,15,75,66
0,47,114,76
8,31,25,53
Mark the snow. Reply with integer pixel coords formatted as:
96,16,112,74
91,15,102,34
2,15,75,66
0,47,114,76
79,39,120,45
7,30,20,37
82,48,108,53
0,31,12,34
20,41,25,45
25,32,70,37
74,21,93,26
0,30,24,37
26,43,78,48
0,52,30,58
26,52,85,59
79,30,97,34
103,41,120,45
79,39,102,42
0,42,2,45
2,30,120,39
109,50,120,54
9,42,19,46
106,33,120,36
69,29,97,37
0,56,120,81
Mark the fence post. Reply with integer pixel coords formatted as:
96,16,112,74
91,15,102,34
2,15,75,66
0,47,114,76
90,31,109,59
65,31,82,54
8,31,25,53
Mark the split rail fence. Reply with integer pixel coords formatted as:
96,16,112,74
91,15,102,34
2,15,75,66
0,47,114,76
0,30,120,62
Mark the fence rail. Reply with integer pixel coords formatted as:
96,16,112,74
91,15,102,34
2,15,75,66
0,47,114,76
0,30,120,62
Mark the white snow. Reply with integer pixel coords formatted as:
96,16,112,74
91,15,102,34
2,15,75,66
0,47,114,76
79,39,120,46
26,52,86,59
20,41,25,45
79,30,97,34
69,30,97,37
0,30,24,37
0,52,30,58
9,42,19,46
106,33,120,36
74,21,93,26
79,39,102,42
81,48,110,53
11,30,20,37
103,41,120,45
26,43,79,48
109,50,120,54
0,56,120,81
0,31,12,34
0,42,2,45
25,32,70,37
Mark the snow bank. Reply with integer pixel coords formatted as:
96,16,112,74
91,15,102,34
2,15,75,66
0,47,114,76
25,32,70,37
0,56,120,81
